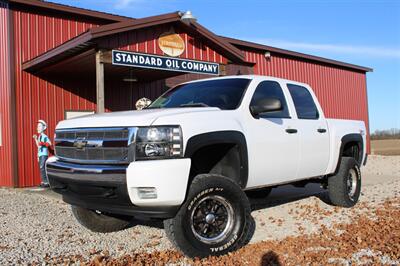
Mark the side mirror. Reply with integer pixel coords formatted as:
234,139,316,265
250,97,282,116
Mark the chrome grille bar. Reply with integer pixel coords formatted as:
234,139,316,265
54,127,136,164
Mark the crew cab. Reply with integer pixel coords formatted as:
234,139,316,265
46,75,367,258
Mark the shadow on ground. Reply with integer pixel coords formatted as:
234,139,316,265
21,182,332,234
248,183,331,211
261,250,282,266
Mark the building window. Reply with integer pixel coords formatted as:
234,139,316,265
65,110,95,120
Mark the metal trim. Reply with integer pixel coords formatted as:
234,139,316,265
9,0,130,23
222,36,373,73
54,127,137,165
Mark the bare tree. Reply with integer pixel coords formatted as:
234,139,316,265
371,128,400,140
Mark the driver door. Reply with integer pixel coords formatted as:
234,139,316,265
245,81,300,188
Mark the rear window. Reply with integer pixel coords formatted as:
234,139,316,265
287,84,319,119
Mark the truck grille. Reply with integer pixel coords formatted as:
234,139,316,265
55,128,135,164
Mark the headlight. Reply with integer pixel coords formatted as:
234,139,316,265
135,126,183,160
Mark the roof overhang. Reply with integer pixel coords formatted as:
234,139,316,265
22,12,246,73
9,0,130,23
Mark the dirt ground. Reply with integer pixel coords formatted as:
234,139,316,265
88,155,400,265
371,139,400,155
0,155,399,265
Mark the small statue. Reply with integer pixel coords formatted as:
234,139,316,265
33,120,52,188
135,97,152,110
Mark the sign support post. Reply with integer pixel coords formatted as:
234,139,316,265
96,50,105,113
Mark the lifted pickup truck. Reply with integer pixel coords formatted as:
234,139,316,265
47,75,367,257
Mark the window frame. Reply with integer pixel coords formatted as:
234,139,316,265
287,83,320,120
249,80,292,119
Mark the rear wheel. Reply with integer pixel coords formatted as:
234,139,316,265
328,157,361,207
164,174,252,258
71,205,131,233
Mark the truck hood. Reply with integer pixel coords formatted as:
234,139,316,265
56,107,221,129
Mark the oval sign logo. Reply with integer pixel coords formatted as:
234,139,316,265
158,30,185,57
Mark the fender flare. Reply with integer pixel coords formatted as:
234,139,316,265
335,133,364,173
184,131,248,188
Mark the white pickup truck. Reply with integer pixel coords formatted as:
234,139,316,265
46,75,367,257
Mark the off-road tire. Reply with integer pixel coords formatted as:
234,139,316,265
328,157,361,207
164,174,252,258
246,187,272,199
71,205,131,233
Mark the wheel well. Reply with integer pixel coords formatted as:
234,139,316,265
188,143,243,187
333,134,364,175
342,141,361,164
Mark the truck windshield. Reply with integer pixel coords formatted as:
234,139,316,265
148,78,251,110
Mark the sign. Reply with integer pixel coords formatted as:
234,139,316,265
112,50,219,75
158,30,185,57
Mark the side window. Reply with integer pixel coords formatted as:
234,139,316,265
287,84,319,119
250,81,290,118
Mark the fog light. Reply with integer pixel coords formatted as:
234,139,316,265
137,187,157,199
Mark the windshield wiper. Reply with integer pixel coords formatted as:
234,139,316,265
179,103,210,108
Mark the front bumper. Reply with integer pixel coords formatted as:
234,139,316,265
46,157,191,219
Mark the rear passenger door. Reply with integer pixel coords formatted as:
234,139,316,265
287,84,330,178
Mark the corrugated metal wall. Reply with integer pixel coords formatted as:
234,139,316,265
105,79,168,112
0,1,14,186
12,7,102,187
244,49,370,152
98,24,228,64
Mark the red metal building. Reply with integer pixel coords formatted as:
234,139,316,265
0,0,372,187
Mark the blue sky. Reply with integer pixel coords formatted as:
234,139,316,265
53,0,400,132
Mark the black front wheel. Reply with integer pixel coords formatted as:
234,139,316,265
164,174,252,258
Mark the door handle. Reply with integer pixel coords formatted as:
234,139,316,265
285,128,298,134
317,128,327,133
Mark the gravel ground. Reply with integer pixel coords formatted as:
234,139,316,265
0,155,399,265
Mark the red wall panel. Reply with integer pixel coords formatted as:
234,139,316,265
98,24,228,64
12,8,101,187
245,49,370,152
105,79,168,112
0,1,13,186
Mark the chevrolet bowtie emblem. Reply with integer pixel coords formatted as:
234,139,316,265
73,138,88,150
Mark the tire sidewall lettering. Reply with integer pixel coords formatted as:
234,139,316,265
187,187,224,211
186,186,241,252
210,233,238,253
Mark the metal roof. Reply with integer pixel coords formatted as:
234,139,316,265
9,0,131,22
222,36,373,72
